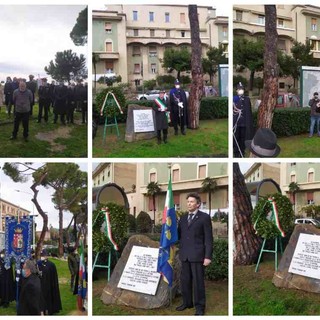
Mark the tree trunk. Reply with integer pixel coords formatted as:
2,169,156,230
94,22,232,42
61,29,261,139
188,5,203,129
208,192,212,217
233,163,261,265
249,70,255,92
258,5,278,128
58,207,64,257
153,195,156,227
30,172,49,260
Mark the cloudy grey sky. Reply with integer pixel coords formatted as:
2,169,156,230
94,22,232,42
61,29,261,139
0,5,87,82
0,162,88,231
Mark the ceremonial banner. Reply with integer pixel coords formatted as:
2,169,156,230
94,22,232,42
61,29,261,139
5,216,32,268
157,174,178,287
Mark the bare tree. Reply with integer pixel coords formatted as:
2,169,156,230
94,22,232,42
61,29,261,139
258,5,278,128
233,163,261,265
188,5,204,129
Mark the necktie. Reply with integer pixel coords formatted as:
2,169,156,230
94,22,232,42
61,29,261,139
188,213,194,226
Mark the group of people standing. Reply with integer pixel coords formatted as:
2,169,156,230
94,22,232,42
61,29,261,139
152,79,188,144
3,75,87,142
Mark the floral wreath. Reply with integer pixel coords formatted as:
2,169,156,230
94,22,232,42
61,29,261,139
252,193,294,239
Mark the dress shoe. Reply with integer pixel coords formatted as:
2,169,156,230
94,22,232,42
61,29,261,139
181,129,186,135
176,304,193,311
195,309,205,315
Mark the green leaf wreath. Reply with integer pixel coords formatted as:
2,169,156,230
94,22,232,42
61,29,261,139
252,193,295,239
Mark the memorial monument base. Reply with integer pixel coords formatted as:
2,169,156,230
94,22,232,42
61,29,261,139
101,234,181,309
272,224,320,293
125,105,156,142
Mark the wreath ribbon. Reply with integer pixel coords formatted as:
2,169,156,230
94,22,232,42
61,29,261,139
100,207,119,251
100,92,124,116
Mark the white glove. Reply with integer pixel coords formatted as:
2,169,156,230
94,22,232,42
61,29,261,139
178,102,184,108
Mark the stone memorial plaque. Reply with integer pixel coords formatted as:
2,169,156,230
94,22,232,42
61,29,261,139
133,110,155,133
289,233,320,279
117,245,161,295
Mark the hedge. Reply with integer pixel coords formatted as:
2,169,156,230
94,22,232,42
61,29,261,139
205,238,228,280
253,107,311,137
199,97,228,119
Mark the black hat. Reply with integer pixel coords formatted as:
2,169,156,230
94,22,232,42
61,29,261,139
174,79,180,85
245,128,281,158
314,92,318,96
159,88,166,93
236,82,244,90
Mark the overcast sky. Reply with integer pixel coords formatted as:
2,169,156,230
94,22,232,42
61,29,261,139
0,162,88,231
0,5,87,82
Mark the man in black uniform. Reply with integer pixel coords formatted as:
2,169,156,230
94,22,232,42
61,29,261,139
37,78,51,123
169,79,188,135
233,82,254,157
53,82,68,125
176,193,213,316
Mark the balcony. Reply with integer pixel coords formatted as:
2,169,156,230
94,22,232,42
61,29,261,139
97,52,120,60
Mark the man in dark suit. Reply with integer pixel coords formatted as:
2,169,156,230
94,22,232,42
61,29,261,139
176,192,213,315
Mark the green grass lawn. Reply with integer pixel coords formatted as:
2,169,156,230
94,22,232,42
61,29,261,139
276,134,320,157
93,119,228,158
0,104,87,157
0,258,84,316
93,271,228,315
234,255,320,315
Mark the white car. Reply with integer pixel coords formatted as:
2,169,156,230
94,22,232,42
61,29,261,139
294,218,320,227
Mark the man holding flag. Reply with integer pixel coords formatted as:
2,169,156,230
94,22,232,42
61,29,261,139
176,192,213,316
157,174,178,288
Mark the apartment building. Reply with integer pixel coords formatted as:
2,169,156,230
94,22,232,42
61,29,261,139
244,163,280,185
233,5,320,90
0,198,30,232
93,5,228,87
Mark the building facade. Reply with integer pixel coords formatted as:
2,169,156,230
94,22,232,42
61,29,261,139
233,5,320,90
0,198,30,232
244,163,280,185
93,5,228,87
281,162,320,215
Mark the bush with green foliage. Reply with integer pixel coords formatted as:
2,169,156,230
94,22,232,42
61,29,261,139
252,193,295,239
136,211,152,233
253,107,310,137
205,239,228,280
92,202,128,253
143,79,157,90
127,213,136,233
179,75,191,85
199,97,228,119
156,75,176,87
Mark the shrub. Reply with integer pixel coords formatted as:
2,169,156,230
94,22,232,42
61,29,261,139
253,107,310,137
156,75,176,86
143,79,157,90
127,214,136,233
179,75,191,85
136,211,152,233
199,97,228,119
205,238,228,280
92,202,128,254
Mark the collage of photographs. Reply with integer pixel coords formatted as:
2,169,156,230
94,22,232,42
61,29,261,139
0,1,320,318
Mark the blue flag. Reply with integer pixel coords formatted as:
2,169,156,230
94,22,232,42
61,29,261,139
157,174,178,287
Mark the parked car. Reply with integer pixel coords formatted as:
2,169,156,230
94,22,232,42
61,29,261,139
276,92,300,108
294,218,320,227
137,90,189,101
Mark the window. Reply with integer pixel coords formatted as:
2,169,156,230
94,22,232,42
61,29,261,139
134,79,140,86
290,174,296,182
308,171,314,182
312,18,317,31
172,169,179,182
150,29,155,37
149,46,157,57
165,12,170,23
132,45,141,56
105,61,114,73
148,197,154,211
223,26,228,37
236,10,243,21
278,19,284,27
279,82,285,89
133,29,139,37
174,194,180,210
107,171,110,177
105,23,112,33
105,42,112,52
307,192,314,205
134,63,141,74
133,10,138,21
180,13,186,24
258,15,265,25
198,165,206,179
149,12,154,22
151,63,156,74
181,31,185,37
166,29,170,38
278,39,286,52
150,172,156,182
